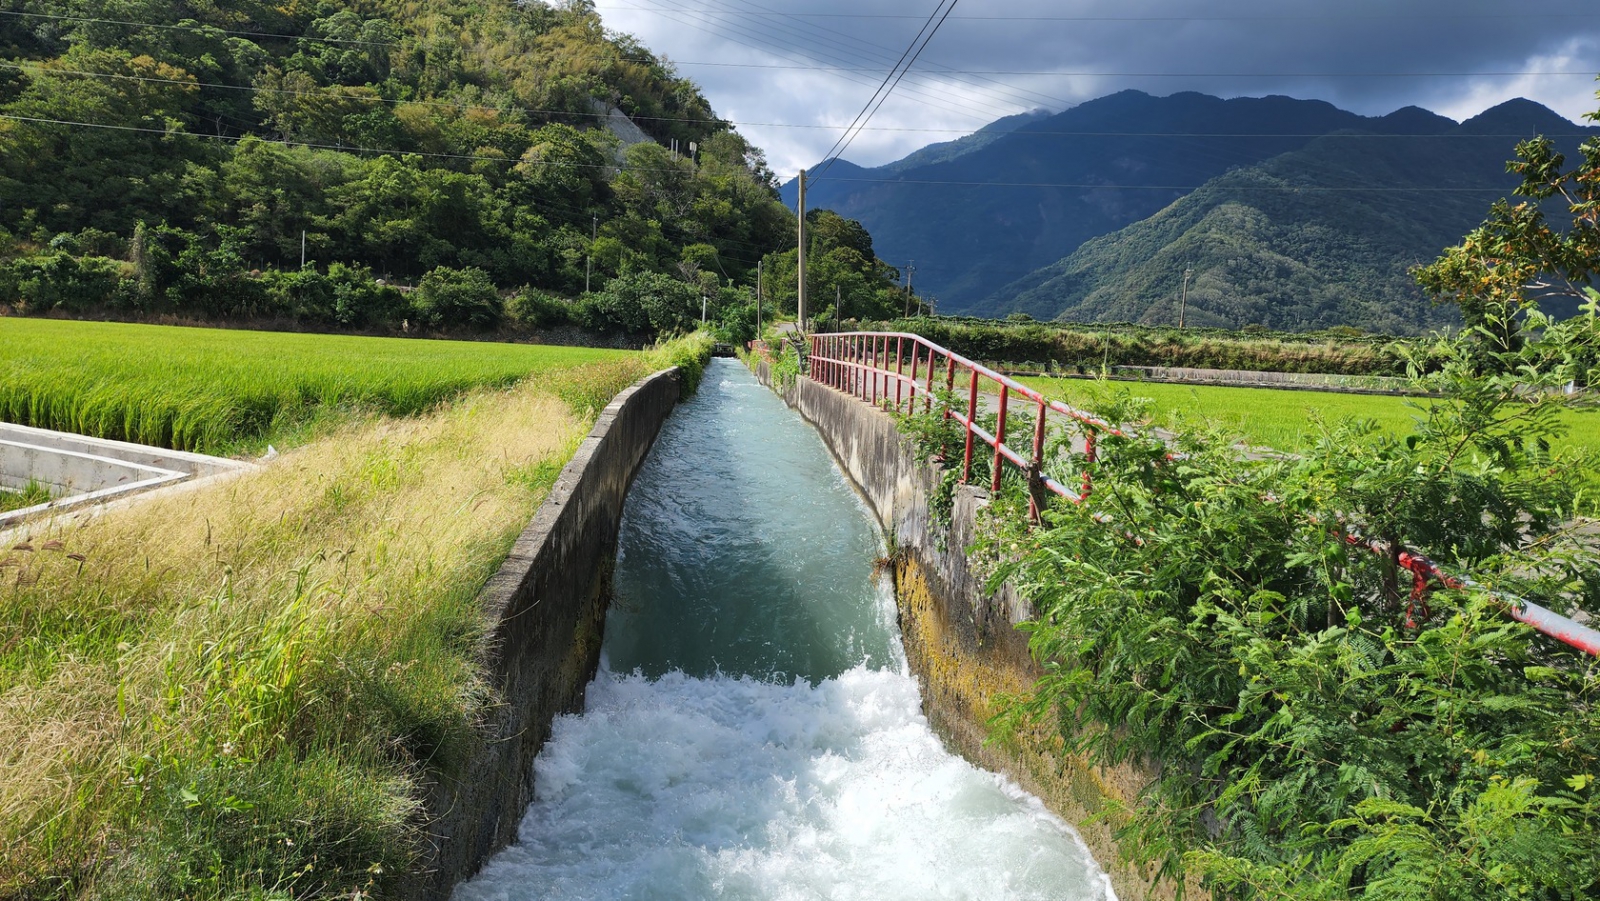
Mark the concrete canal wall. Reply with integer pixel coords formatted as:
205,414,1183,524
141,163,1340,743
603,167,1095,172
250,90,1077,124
756,362,1188,901
400,367,681,900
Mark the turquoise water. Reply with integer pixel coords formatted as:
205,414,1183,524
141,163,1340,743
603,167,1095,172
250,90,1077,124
453,359,1114,901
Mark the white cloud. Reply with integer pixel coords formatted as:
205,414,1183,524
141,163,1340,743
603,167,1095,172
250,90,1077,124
590,0,1600,174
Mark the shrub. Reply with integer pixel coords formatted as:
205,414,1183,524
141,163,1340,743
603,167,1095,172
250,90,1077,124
0,253,127,313
505,287,573,329
410,266,503,330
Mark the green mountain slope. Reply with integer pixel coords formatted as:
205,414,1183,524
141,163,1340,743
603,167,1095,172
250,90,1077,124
0,0,804,333
782,90,1419,313
984,99,1599,333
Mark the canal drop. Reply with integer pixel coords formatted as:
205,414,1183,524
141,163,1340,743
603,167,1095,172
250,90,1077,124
452,359,1114,901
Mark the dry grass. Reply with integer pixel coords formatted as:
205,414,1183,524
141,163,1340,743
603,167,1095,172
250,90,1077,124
0,343,696,899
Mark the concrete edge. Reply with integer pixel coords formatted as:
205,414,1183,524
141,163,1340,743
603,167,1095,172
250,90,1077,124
753,360,1189,901
397,366,683,900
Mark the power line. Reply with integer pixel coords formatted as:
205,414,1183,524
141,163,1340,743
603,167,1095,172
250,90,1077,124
612,0,1009,124
7,64,1592,142
597,7,1597,22
785,174,1518,192
813,0,963,182
680,0,1074,112
809,0,958,175
6,12,1586,79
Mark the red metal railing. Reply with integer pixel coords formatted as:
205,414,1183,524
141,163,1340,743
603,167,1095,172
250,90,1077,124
806,330,1600,658
809,331,1120,518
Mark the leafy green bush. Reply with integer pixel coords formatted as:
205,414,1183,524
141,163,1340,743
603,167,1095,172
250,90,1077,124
593,271,701,335
0,252,126,313
977,295,1600,900
505,286,574,329
411,266,503,330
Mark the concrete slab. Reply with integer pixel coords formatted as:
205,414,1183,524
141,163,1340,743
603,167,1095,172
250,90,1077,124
0,422,251,530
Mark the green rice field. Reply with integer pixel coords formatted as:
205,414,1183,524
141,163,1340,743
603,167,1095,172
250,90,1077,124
0,319,635,454
1018,376,1600,459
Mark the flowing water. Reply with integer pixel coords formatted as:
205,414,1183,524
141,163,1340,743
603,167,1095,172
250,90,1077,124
453,359,1115,901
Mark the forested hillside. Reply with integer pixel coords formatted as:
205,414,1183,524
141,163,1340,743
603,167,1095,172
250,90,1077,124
782,90,1410,313
984,99,1600,332
0,0,910,337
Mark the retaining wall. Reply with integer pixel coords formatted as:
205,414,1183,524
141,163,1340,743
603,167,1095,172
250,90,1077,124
757,363,1187,901
399,367,681,900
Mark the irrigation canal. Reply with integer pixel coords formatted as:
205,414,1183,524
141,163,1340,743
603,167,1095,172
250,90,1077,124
452,358,1115,901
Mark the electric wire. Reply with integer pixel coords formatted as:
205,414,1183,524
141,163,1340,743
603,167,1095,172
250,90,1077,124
5,61,1590,140
648,0,1074,112
812,0,963,182
602,0,1008,124
807,0,960,176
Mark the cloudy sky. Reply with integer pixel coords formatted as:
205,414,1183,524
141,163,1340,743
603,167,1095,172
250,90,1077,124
588,0,1600,177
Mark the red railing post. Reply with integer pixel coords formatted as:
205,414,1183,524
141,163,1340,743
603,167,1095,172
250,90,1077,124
925,341,936,413
895,336,905,412
853,334,862,398
963,366,979,483
944,351,956,422
1029,397,1049,523
1082,427,1097,498
992,384,1009,492
909,341,921,411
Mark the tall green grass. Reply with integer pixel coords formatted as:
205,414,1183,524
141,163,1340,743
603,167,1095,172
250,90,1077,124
0,334,712,899
0,319,635,453
1020,375,1600,460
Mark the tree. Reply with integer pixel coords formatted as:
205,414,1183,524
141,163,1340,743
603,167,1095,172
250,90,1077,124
1416,85,1600,354
973,86,1600,901
411,265,502,329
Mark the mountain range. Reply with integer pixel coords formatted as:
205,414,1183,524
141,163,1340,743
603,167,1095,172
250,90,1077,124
781,90,1599,332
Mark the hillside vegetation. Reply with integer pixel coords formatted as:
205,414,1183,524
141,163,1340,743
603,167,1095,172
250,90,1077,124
990,99,1599,331
0,0,912,337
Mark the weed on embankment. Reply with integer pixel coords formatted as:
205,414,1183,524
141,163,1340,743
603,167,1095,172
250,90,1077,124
0,332,710,899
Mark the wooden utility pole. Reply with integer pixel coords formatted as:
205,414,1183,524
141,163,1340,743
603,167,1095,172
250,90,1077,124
835,284,842,332
1178,265,1192,328
903,260,915,317
585,215,597,294
756,258,763,336
796,169,808,331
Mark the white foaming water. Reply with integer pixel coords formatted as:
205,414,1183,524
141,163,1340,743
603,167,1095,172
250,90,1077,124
453,362,1114,901
453,667,1112,901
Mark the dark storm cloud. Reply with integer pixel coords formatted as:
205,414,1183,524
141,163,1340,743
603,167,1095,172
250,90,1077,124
590,0,1600,174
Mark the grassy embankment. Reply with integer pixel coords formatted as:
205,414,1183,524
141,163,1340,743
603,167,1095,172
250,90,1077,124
0,319,711,899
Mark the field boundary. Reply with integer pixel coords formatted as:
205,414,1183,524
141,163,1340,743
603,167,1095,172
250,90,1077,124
398,366,681,900
992,364,1429,396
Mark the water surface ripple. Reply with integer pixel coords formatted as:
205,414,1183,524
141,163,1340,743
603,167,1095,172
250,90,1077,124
453,359,1114,901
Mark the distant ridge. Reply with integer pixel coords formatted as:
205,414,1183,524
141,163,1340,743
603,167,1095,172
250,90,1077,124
780,90,1431,314
978,98,1598,333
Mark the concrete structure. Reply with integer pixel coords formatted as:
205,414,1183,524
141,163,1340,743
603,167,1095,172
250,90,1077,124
400,368,682,901
0,422,250,531
757,361,1191,901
